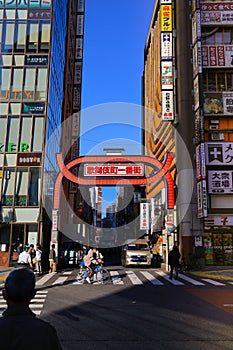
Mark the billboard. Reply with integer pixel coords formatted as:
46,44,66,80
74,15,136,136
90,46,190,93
161,90,174,120
140,203,150,230
201,2,233,25
205,142,233,166
160,4,172,31
202,45,233,68
208,170,233,194
161,33,172,60
84,164,144,177
161,61,173,90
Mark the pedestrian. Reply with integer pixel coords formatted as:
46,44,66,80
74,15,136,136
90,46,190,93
49,244,57,273
17,245,32,269
36,243,43,274
28,244,37,271
16,242,23,255
168,245,181,280
0,268,62,350
78,245,88,273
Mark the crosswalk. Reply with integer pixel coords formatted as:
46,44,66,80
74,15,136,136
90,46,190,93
34,269,233,288
0,290,48,316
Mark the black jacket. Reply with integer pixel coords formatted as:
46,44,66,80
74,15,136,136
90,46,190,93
0,304,62,350
168,247,180,267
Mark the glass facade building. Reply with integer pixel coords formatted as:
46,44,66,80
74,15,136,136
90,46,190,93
0,0,82,267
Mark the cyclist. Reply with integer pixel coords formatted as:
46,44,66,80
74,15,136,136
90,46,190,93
90,248,104,283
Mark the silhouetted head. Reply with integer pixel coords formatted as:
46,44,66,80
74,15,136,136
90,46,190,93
3,268,36,304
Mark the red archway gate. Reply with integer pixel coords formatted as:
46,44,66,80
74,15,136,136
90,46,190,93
53,152,175,210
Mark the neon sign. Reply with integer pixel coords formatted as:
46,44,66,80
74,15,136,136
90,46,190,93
53,153,175,210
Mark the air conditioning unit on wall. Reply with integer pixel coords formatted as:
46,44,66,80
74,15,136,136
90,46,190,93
211,132,224,141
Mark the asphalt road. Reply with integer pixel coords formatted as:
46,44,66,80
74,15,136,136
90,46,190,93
26,267,233,350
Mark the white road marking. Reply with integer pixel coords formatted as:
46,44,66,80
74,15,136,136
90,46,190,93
202,278,225,286
36,272,56,286
178,273,205,286
223,304,233,307
125,270,143,285
109,271,124,285
156,270,184,285
140,271,164,285
52,276,68,285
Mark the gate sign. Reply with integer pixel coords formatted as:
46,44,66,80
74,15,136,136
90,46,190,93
53,153,175,210
84,163,144,176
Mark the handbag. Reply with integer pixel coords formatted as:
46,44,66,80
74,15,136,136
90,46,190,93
32,257,37,264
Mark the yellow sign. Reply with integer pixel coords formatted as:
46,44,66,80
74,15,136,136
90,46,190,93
161,5,172,32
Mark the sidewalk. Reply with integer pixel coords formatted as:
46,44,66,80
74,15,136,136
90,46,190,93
189,266,233,281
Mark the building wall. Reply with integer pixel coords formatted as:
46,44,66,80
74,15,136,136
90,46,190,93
193,0,233,266
0,0,68,266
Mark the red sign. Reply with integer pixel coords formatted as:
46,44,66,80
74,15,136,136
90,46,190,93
84,164,144,176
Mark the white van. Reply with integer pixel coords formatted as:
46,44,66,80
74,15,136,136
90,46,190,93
121,239,152,267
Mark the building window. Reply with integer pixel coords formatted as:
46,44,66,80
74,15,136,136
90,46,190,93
2,168,15,206
28,167,41,206
14,168,28,206
6,116,19,153
15,21,27,52
27,22,39,52
39,22,50,52
19,117,32,150
32,117,44,152
11,68,23,99
24,68,35,99
35,68,47,100
2,21,14,52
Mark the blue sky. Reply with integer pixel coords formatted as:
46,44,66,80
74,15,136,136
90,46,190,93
80,0,155,207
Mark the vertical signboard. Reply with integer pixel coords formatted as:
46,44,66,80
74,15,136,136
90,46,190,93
160,1,174,121
140,203,150,230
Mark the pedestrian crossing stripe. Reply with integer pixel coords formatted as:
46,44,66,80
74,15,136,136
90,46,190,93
33,270,233,288
0,290,48,316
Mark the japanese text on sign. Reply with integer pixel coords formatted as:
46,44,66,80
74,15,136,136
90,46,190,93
84,164,144,177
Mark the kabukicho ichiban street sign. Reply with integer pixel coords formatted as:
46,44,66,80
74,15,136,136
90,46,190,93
53,152,175,210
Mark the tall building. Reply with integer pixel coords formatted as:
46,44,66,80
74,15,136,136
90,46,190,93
143,0,233,267
143,0,201,266
193,0,233,266
0,0,84,267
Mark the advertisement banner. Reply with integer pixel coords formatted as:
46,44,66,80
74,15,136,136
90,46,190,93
208,170,233,194
161,91,174,120
75,38,83,59
192,10,201,44
205,142,233,166
76,15,84,35
22,102,45,114
193,75,200,111
160,4,172,31
223,92,233,115
161,61,173,90
197,180,208,218
25,55,48,66
140,203,150,230
161,33,172,60
201,2,233,25
193,41,202,76
204,215,233,226
73,86,81,110
202,45,233,68
74,62,82,84
196,143,206,181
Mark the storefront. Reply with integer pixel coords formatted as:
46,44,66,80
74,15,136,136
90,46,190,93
204,229,233,266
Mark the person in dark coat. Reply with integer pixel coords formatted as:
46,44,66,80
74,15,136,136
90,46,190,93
168,245,180,280
0,268,62,350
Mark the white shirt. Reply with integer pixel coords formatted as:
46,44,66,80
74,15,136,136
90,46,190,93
36,249,42,261
18,251,31,264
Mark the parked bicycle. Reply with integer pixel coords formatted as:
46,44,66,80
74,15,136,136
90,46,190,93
179,255,202,272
